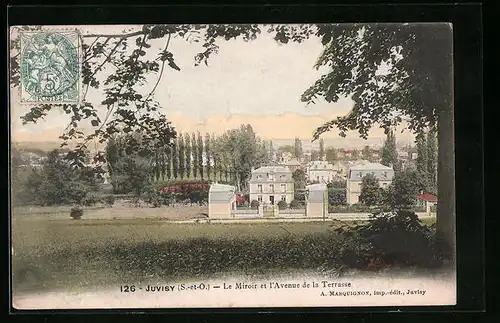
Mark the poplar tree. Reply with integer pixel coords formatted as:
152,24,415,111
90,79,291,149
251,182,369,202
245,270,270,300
191,133,198,180
197,132,204,181
178,134,185,180
172,138,179,180
205,133,211,181
184,133,192,180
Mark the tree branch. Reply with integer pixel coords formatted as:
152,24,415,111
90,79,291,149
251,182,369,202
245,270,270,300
82,31,145,39
140,33,172,110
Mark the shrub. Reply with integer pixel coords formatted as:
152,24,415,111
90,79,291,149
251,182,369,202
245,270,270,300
104,195,115,206
250,200,260,209
334,210,448,270
70,206,83,219
277,200,288,210
289,199,303,209
142,186,164,208
82,193,99,206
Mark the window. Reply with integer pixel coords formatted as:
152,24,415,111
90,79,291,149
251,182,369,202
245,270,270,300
258,195,262,202
258,185,262,193
280,184,286,192
268,173,275,180
316,176,320,181
269,184,274,193
281,195,286,202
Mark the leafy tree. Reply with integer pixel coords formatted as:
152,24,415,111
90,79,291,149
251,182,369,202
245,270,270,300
292,169,306,191
361,145,373,162
310,150,320,161
191,133,199,180
165,147,171,180
278,200,288,210
325,147,337,163
294,138,303,159
384,169,424,210
278,145,295,156
184,133,192,180
427,128,438,194
359,173,382,206
197,132,204,181
351,149,360,160
178,133,185,180
328,188,347,205
213,125,269,191
269,140,274,162
22,150,98,205
381,130,398,168
205,133,211,181
211,134,218,181
319,138,325,160
172,138,179,179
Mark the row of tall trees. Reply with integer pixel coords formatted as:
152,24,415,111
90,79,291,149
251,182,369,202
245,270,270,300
105,124,270,194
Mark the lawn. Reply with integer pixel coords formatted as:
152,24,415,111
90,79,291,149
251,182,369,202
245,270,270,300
11,212,345,295
11,205,438,296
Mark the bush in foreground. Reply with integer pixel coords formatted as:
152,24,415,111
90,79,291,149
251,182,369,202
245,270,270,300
69,206,83,220
333,210,449,270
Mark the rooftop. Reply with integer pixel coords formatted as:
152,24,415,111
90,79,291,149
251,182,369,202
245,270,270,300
252,166,291,173
417,193,438,202
349,162,393,171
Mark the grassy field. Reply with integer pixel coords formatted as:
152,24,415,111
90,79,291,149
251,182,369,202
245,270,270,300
12,211,347,295
11,205,437,295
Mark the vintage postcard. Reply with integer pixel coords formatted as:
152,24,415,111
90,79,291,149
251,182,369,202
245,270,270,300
9,23,456,310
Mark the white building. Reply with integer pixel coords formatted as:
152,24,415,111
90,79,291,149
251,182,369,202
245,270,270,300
307,160,337,183
248,166,294,205
346,162,394,204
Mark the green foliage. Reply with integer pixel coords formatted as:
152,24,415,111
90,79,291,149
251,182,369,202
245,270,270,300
334,211,448,269
328,188,347,205
361,145,373,162
69,206,83,219
250,200,260,209
381,130,397,168
82,193,99,206
104,195,116,206
142,185,164,208
17,150,98,206
359,173,382,206
294,138,303,159
289,199,304,209
325,147,337,163
292,169,306,191
384,169,423,210
277,200,288,210
319,138,325,160
178,134,186,180
212,125,269,191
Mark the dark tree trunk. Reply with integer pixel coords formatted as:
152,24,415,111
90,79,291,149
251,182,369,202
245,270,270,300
436,100,456,267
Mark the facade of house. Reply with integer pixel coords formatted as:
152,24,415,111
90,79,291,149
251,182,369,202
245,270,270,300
248,166,294,205
346,162,394,204
416,193,438,214
306,160,337,183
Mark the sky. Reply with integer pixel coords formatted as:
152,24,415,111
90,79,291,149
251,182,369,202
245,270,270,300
10,24,415,148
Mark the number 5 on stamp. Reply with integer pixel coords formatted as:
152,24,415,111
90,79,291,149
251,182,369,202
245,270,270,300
19,31,81,104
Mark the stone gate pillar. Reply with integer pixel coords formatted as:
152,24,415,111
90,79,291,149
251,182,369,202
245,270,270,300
305,183,328,218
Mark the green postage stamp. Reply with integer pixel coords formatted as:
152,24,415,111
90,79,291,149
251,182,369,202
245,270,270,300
19,31,81,103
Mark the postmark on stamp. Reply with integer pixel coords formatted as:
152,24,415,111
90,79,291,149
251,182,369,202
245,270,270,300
19,31,81,103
